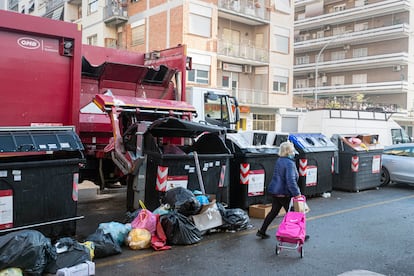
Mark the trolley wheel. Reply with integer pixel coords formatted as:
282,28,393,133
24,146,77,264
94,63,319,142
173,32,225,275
275,245,280,255
300,246,304,258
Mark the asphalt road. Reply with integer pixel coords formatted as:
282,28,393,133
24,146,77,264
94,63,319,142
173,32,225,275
76,184,414,276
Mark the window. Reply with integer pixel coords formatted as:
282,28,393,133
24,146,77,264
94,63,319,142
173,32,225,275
272,67,289,93
353,48,368,58
188,64,209,84
273,26,290,54
28,1,34,13
333,4,346,12
105,38,117,48
273,76,288,92
253,114,275,131
352,74,367,84
274,35,289,54
332,26,347,35
296,55,309,65
87,34,98,46
189,4,211,38
222,75,230,88
275,0,291,14
315,53,324,63
355,22,369,32
295,79,308,88
331,76,345,86
88,0,98,15
131,24,145,46
331,51,346,61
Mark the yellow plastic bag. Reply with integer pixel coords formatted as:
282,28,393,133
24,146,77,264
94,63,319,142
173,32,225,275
126,228,151,250
80,241,95,260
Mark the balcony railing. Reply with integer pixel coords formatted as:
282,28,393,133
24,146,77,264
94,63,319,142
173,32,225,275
234,88,269,105
45,0,64,13
295,24,410,53
294,52,409,74
218,0,270,22
295,0,410,29
103,3,128,26
293,81,409,97
218,39,269,63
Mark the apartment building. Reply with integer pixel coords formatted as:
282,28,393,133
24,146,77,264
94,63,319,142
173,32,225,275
5,0,295,132
293,0,414,137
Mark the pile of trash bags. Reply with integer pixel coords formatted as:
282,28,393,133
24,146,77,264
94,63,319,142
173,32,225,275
0,187,250,275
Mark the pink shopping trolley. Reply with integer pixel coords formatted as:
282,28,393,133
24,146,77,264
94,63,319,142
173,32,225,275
275,196,306,258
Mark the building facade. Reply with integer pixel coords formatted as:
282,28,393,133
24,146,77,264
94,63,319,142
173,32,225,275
293,0,414,137
4,0,296,132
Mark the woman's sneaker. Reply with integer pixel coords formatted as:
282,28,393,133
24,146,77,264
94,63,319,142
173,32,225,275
256,230,270,239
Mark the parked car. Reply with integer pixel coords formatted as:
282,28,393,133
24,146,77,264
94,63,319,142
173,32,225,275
380,143,414,186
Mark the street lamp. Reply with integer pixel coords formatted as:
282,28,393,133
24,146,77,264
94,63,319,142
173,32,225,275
314,31,351,108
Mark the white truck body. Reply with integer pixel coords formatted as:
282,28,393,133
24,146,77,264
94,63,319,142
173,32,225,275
295,109,410,146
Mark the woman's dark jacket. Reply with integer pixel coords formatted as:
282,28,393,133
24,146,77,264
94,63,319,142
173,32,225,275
267,156,300,197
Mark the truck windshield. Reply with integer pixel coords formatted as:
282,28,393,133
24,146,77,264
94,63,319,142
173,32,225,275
204,94,229,127
391,128,411,144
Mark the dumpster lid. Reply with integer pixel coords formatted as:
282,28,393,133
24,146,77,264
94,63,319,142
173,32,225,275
0,126,84,154
226,132,282,154
289,133,337,153
146,117,226,138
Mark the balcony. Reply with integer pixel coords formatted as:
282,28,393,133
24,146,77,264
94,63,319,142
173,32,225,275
293,81,409,97
294,52,409,74
295,24,410,53
67,0,82,5
45,0,64,13
295,0,411,29
218,0,270,25
103,3,128,27
217,39,269,65
234,88,269,105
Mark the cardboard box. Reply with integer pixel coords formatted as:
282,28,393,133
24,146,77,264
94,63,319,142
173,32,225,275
191,200,223,231
248,204,286,219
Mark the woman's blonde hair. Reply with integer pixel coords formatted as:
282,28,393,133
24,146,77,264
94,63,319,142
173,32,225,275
279,141,294,157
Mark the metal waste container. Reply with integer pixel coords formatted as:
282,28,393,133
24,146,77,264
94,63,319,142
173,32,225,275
289,133,337,196
0,127,84,239
142,118,232,211
331,134,383,192
226,131,287,209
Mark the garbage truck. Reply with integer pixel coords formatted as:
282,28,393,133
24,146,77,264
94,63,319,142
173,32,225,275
0,10,246,214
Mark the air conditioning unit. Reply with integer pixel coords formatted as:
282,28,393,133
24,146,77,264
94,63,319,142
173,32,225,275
392,65,401,72
324,25,331,31
217,60,223,70
307,73,315,79
243,65,253,73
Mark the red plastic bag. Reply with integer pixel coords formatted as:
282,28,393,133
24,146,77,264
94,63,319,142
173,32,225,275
131,209,157,234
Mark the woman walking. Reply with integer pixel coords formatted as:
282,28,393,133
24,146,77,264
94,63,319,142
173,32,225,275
256,141,308,240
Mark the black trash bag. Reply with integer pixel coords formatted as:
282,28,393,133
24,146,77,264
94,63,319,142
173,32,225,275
124,208,141,224
44,237,92,274
217,203,250,231
0,230,57,275
160,211,202,245
162,187,201,216
86,228,122,258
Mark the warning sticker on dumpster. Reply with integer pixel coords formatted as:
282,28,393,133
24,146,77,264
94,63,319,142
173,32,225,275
306,166,317,186
166,175,188,190
0,190,13,230
248,169,265,196
372,155,381,173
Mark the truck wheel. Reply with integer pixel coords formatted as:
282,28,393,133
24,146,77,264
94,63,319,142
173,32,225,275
380,167,390,187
